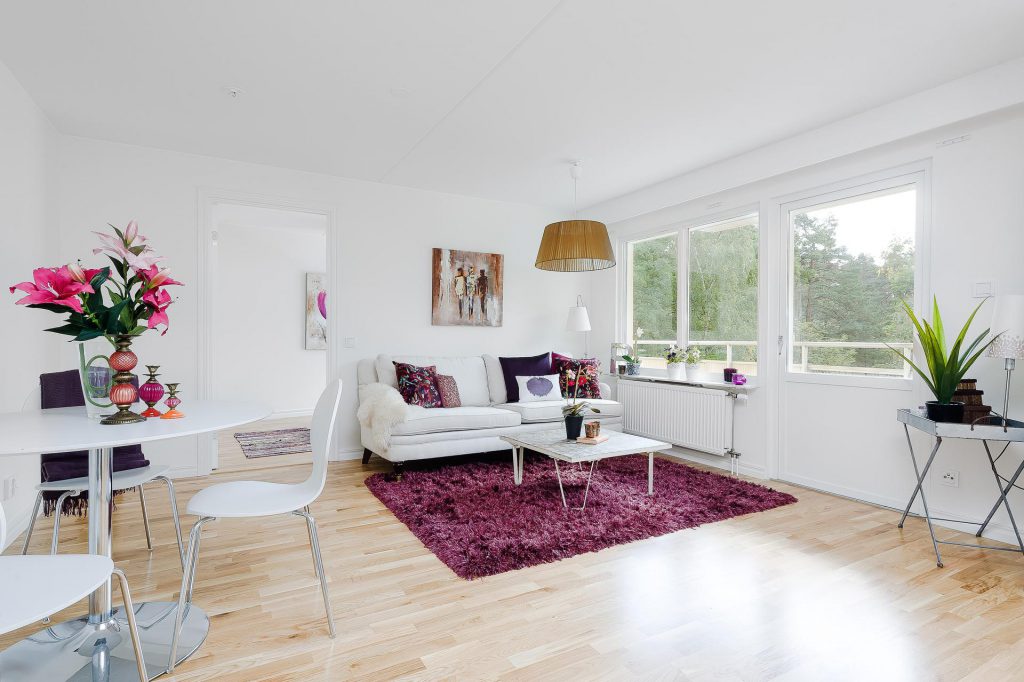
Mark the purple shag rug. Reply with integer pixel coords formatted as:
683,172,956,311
365,452,797,579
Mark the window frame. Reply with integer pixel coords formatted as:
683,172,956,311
778,167,929,390
620,207,761,373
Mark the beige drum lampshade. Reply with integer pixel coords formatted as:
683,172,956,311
534,219,615,272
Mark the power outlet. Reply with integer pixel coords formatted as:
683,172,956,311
940,470,960,488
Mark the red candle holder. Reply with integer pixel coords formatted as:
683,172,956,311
139,365,165,418
160,383,184,419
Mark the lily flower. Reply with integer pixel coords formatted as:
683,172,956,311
143,287,173,334
9,266,94,313
138,265,183,289
93,231,163,271
124,220,138,244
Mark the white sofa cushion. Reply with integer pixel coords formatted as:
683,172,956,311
482,354,506,404
375,354,491,407
392,405,521,436
494,398,624,423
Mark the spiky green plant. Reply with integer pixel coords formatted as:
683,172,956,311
887,297,996,404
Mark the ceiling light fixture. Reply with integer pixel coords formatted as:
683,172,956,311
535,161,615,272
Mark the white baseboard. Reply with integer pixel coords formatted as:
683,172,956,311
662,446,768,479
330,446,364,462
778,471,1022,548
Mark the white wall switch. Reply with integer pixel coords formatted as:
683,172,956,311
972,282,993,298
343,336,357,349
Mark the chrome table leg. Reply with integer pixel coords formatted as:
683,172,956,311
976,441,1024,553
897,432,945,567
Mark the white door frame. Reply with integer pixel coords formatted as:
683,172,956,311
196,187,339,474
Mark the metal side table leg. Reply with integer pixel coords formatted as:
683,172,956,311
976,441,1024,553
898,434,945,567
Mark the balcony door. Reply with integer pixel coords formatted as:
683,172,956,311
776,169,927,506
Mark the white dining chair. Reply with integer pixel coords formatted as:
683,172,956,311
166,380,342,672
20,388,185,568
0,501,149,682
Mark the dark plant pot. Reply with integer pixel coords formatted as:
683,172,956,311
926,401,965,423
564,415,584,440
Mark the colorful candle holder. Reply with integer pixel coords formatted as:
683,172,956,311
160,383,185,419
139,365,165,418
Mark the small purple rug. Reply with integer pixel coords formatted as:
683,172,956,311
365,453,797,579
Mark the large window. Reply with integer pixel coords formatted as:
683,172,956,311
626,213,759,374
627,234,677,367
787,182,917,378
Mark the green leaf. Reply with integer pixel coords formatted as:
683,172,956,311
26,303,73,314
73,328,106,342
44,323,86,337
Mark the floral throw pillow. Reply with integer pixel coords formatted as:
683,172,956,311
435,374,462,408
393,361,442,408
552,353,601,399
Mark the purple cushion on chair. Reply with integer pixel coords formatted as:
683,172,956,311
498,353,552,403
38,370,148,516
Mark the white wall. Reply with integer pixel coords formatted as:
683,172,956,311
212,207,327,416
589,105,1024,545
0,61,59,545
55,136,586,471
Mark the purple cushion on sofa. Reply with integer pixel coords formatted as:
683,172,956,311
498,353,552,403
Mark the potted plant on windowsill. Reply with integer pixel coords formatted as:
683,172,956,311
562,368,601,440
887,297,996,423
665,345,701,381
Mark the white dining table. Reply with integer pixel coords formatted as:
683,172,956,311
0,400,270,681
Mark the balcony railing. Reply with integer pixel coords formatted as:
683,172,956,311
630,339,914,378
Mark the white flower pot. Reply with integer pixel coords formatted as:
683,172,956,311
666,362,686,381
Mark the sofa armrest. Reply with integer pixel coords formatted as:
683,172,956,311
599,382,611,399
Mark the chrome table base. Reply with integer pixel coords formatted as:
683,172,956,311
0,601,208,681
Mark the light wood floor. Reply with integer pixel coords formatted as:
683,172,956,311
5,423,1024,681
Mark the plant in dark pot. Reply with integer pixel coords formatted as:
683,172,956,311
887,297,996,423
562,368,600,440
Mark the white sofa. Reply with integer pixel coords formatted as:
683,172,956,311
357,353,622,473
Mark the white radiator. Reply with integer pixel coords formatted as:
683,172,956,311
619,380,735,456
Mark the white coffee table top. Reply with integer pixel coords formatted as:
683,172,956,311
501,429,671,463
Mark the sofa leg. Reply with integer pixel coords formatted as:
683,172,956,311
361,448,372,465
392,462,405,482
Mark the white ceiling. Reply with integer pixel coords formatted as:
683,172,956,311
2,1,1023,210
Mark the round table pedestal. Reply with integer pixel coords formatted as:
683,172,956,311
0,601,209,681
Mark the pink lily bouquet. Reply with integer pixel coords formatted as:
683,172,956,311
9,221,181,343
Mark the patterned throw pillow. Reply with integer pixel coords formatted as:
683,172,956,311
435,374,462,408
552,353,601,399
393,361,442,408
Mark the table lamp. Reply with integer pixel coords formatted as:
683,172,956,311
987,294,1024,428
566,294,592,356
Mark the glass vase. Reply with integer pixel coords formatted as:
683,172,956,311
78,340,114,420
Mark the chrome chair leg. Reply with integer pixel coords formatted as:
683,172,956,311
294,507,336,638
138,485,153,551
167,516,215,674
155,475,185,570
112,567,149,682
50,489,80,555
20,491,42,555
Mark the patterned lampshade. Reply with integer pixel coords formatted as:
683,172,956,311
535,220,615,272
988,294,1024,359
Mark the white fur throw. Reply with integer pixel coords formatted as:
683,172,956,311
357,383,409,453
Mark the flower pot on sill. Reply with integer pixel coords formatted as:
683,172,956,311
666,362,686,381
564,415,584,440
625,362,641,376
925,401,965,423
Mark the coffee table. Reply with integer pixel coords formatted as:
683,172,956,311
501,429,671,510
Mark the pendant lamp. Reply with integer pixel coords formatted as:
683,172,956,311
535,161,615,272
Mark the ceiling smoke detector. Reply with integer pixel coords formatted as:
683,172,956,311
225,87,244,99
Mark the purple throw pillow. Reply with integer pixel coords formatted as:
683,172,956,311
436,374,462,408
393,361,443,408
498,352,552,403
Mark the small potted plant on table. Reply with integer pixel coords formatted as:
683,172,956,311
887,297,996,423
562,368,601,440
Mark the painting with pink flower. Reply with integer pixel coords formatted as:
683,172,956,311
305,272,327,350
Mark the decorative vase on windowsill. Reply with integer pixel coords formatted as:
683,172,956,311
664,345,700,382
8,221,183,425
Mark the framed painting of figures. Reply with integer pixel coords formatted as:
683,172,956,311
431,248,503,327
